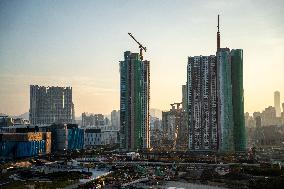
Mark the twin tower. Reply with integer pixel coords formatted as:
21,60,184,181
120,15,246,153
187,15,245,153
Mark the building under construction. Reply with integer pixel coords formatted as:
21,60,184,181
29,85,75,125
186,15,246,153
162,103,188,151
120,51,150,151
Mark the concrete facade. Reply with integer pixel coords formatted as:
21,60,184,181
187,55,218,152
29,85,75,125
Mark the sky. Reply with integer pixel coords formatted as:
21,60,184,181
0,0,284,116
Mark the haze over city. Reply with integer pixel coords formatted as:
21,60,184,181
1,0,284,116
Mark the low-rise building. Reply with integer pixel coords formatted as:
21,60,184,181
0,130,51,159
50,124,84,152
84,127,119,149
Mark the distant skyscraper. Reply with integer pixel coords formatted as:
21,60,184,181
72,103,75,123
29,85,74,125
255,116,261,128
81,113,105,127
120,51,150,151
111,110,120,130
182,84,187,112
261,106,277,126
187,55,218,152
282,103,284,124
274,91,281,117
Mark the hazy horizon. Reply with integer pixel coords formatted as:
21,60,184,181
1,0,284,116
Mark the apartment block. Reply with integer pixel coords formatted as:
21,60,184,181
29,85,75,125
187,55,218,152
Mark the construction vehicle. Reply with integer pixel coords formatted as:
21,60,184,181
128,33,147,60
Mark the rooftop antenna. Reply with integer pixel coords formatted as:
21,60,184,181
217,14,220,51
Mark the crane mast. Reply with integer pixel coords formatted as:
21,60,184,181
128,33,147,60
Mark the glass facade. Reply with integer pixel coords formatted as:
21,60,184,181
217,48,234,152
120,51,150,151
231,49,246,152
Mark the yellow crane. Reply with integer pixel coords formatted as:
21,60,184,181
128,33,147,60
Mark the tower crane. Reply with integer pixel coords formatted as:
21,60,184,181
128,33,147,60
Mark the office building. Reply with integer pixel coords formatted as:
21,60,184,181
29,85,75,125
120,51,150,150
274,91,281,117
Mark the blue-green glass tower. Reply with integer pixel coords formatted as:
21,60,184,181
217,48,234,152
120,51,150,151
231,49,246,152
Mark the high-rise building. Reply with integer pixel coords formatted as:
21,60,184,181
120,51,150,151
231,49,246,152
187,55,218,152
261,106,277,126
216,48,246,152
29,85,74,125
217,48,234,152
274,91,281,117
186,15,246,153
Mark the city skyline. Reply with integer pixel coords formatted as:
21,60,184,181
1,0,284,116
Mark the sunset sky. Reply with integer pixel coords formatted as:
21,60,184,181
0,0,284,116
